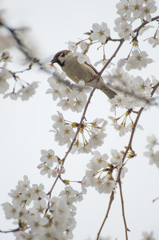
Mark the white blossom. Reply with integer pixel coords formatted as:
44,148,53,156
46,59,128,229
37,163,52,178
1,202,21,220
66,41,77,53
29,199,47,214
90,22,110,43
120,166,128,178
88,131,106,149
27,213,48,234
115,15,134,26
116,0,131,17
17,82,39,101
146,134,158,149
51,111,65,129
141,231,155,240
94,59,115,68
139,25,155,35
110,149,122,167
133,76,151,94
71,98,87,112
91,151,108,169
0,65,11,93
102,179,116,194
114,22,135,40
126,50,153,71
129,0,144,19
76,53,91,64
80,41,88,52
31,184,46,200
140,2,157,22
57,98,74,111
3,91,20,100
147,30,159,48
40,149,57,167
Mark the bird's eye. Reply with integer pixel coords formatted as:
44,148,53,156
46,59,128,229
60,53,65,57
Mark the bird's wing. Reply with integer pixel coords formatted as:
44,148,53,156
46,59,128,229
84,61,99,74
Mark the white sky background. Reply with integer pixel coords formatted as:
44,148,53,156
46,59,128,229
0,0,159,240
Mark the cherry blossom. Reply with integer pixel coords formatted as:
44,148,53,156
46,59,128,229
17,82,39,101
0,64,11,93
116,0,131,17
126,50,153,71
140,1,157,21
90,22,110,43
114,22,135,40
141,231,155,240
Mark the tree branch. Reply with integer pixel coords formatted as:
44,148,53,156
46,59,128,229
96,192,114,240
96,81,159,240
0,19,52,74
133,15,159,34
99,39,124,76
47,86,96,196
118,179,130,240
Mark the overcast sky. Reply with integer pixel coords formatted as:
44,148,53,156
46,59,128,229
0,1,159,240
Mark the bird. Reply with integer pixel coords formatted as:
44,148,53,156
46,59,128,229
51,50,116,99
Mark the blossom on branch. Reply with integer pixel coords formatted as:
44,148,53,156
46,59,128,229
90,22,110,43
126,50,153,71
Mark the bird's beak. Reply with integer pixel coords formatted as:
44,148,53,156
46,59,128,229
50,56,57,66
51,56,57,64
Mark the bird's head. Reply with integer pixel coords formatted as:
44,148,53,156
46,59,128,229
51,50,72,67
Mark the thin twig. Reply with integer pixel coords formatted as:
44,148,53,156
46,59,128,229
47,85,97,196
0,20,52,74
133,15,159,34
1,16,159,238
99,39,124,76
96,192,114,240
152,196,159,202
62,87,96,165
47,174,60,197
96,107,143,240
0,228,25,233
118,179,130,240
96,82,159,240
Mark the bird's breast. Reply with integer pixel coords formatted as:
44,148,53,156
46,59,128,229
62,56,95,83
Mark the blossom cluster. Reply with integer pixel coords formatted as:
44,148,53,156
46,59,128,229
1,1,159,239
144,134,159,168
1,175,85,240
104,67,157,111
82,150,128,194
37,149,61,178
65,1,158,70
47,71,91,112
115,0,157,39
101,66,158,137
0,50,39,100
51,111,107,154
141,231,156,240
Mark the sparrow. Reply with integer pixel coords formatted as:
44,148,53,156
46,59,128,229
51,50,116,99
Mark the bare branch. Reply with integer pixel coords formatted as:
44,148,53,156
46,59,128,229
133,15,159,34
96,192,114,240
0,19,52,74
0,228,25,233
96,81,159,240
152,196,159,202
62,86,96,165
47,174,60,197
118,179,130,240
99,39,124,76
47,86,97,197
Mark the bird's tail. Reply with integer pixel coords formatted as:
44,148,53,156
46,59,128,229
100,85,117,99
